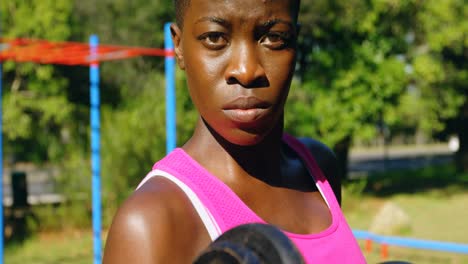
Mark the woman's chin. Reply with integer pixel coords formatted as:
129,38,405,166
204,117,278,147
222,128,272,147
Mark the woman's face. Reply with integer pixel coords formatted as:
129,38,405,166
173,0,298,146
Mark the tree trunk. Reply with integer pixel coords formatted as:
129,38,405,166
333,135,352,181
455,102,468,173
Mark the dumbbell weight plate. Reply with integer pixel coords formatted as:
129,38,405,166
194,223,305,264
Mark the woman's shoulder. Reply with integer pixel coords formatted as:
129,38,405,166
103,177,209,263
297,137,336,162
296,137,342,205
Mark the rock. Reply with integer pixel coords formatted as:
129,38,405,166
369,201,412,236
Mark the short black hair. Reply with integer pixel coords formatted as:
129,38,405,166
174,0,301,29
174,0,190,28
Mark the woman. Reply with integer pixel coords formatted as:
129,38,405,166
103,0,366,263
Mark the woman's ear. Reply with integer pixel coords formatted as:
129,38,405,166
170,23,185,70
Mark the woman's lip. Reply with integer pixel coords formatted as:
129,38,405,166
222,96,271,110
222,108,269,124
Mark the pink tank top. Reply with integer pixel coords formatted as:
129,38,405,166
138,134,366,263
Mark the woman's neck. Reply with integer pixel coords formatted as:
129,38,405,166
182,118,285,184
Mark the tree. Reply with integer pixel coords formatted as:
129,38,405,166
410,0,467,172
286,0,414,179
1,0,74,163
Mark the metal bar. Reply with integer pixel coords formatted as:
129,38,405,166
353,230,468,254
89,35,102,264
0,49,3,264
0,9,4,263
164,23,176,154
0,38,168,62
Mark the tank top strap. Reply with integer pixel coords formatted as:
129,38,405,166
136,168,223,241
282,133,341,213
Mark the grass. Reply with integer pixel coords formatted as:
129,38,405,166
342,165,468,263
5,229,94,264
4,165,468,263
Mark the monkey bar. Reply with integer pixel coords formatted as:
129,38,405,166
0,23,176,264
0,37,171,65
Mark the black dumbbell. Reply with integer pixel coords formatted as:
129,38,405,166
193,223,305,264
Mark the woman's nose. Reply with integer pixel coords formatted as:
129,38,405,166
225,41,268,88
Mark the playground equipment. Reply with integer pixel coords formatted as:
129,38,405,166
0,23,176,264
354,230,468,260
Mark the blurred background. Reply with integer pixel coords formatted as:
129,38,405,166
1,0,467,263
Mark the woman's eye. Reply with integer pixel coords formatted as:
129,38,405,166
260,32,292,49
198,32,228,50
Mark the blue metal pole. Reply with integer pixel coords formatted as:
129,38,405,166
0,55,4,264
0,8,4,263
89,35,102,264
164,23,176,154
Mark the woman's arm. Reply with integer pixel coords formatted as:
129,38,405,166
103,177,210,263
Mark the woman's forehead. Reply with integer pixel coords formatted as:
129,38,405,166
183,0,299,23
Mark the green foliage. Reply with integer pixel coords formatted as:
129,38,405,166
2,0,71,40
99,70,196,217
286,0,411,146
175,68,198,144
408,0,467,136
100,74,167,209
286,0,467,152
1,1,74,162
29,204,91,232
71,0,174,99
